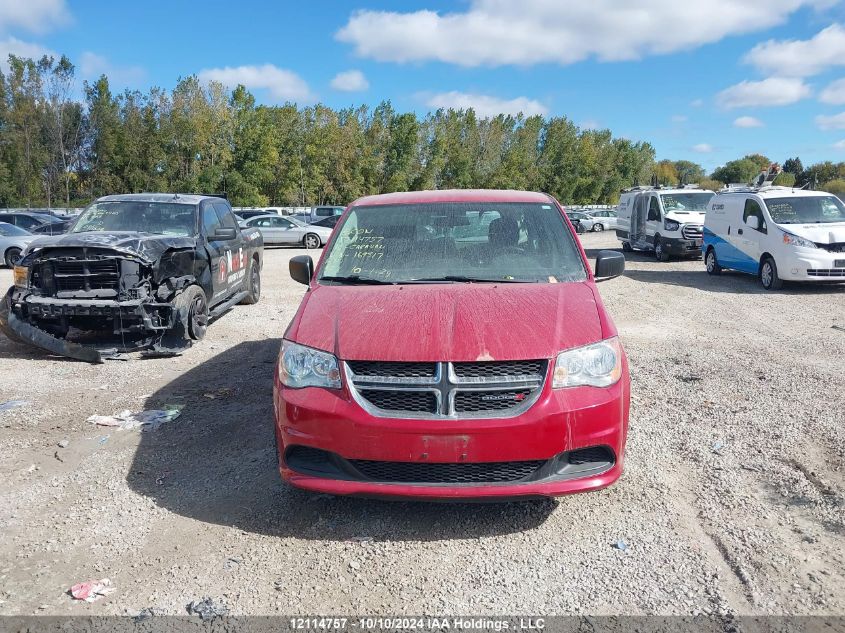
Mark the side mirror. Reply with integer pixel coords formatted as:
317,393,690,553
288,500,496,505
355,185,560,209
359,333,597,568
212,227,237,241
290,255,314,286
745,215,760,231
595,250,625,281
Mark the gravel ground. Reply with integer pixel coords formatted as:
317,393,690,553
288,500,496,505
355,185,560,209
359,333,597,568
0,232,843,617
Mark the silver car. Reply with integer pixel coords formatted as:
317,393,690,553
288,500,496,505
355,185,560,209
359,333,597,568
242,214,333,249
0,222,38,267
585,209,619,231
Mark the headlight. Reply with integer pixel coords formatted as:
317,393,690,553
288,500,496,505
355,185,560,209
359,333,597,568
553,337,623,388
664,219,680,231
782,232,816,249
13,266,29,289
278,340,341,389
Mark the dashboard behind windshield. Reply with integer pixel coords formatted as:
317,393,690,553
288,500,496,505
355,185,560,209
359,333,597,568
660,193,713,212
72,202,198,236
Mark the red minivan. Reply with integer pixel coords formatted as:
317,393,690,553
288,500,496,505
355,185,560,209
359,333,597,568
273,190,629,500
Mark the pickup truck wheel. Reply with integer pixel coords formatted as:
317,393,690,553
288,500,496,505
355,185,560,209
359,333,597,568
304,233,321,249
172,286,209,341
592,223,604,232
760,257,784,290
705,248,722,275
240,260,261,305
4,247,21,268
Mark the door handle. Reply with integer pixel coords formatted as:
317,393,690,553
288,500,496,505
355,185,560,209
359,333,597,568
737,228,743,235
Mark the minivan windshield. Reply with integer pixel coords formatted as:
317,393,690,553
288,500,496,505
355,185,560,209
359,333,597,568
660,192,713,212
71,201,198,236
319,202,586,284
764,195,845,224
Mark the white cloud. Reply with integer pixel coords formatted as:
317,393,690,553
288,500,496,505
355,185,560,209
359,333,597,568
0,36,55,71
692,143,714,153
816,111,845,130
198,64,313,102
0,0,69,35
425,91,547,117
744,24,845,77
834,139,845,149
733,115,764,128
671,114,688,123
330,69,369,92
716,77,811,109
819,77,845,104
337,0,825,67
80,52,145,87
690,99,704,107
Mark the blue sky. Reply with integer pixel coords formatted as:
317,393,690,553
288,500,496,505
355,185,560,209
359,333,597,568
4,0,845,171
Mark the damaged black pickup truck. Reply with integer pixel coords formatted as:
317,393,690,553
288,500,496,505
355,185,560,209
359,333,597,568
0,193,263,362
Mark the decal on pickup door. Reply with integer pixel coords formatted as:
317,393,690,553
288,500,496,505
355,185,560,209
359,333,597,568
219,248,247,286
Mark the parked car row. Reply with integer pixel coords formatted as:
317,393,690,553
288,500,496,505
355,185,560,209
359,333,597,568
239,214,333,248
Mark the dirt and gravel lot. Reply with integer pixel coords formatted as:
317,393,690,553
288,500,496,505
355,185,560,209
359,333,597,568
0,231,843,617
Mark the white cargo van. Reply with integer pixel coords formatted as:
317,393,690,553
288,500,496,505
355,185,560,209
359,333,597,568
616,185,714,261
703,177,845,290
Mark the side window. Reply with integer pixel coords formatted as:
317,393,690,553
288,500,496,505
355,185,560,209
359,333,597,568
315,207,332,217
213,202,238,231
202,205,221,236
647,197,661,222
743,199,767,233
276,218,294,229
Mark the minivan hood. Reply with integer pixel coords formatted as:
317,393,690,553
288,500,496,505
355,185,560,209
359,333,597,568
288,282,604,362
776,222,845,244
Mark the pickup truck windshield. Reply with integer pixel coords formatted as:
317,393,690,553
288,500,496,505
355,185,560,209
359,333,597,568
660,193,712,212
765,196,845,224
71,201,198,236
319,202,586,284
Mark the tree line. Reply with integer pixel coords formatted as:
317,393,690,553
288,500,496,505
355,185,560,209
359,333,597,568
1,54,844,210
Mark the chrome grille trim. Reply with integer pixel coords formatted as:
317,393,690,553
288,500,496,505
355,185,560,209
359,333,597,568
345,360,548,420
681,224,703,240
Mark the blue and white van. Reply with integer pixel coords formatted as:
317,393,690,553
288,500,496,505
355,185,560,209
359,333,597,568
703,181,845,290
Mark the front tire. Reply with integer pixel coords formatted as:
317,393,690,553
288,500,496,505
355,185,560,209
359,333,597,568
4,247,21,268
172,285,209,341
621,241,633,252
654,236,670,262
592,223,604,232
760,257,783,290
304,233,321,249
705,248,722,275
240,259,261,305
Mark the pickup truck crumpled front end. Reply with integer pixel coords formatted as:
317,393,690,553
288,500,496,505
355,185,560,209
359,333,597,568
1,246,193,362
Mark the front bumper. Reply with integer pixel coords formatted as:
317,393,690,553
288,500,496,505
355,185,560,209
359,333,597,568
776,251,845,282
663,235,703,256
273,365,630,500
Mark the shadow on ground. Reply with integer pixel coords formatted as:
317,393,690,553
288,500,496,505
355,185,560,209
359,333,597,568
127,337,557,541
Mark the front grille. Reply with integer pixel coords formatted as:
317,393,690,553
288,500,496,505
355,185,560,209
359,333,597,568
807,268,845,277
347,361,436,379
682,224,703,240
48,258,120,294
453,360,545,381
454,389,533,413
348,459,545,484
359,389,437,414
346,360,547,419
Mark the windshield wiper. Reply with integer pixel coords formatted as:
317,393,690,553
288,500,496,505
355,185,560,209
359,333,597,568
404,275,532,283
319,275,396,285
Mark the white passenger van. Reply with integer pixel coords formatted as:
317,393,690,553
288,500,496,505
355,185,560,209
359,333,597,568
703,166,845,290
616,185,714,261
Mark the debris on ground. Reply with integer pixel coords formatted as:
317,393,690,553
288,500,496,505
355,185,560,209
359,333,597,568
69,578,114,602
186,597,228,620
832,325,845,333
57,440,69,448
612,539,629,552
53,451,63,463
223,557,242,570
711,440,725,454
133,607,159,622
0,400,29,412
87,405,183,431
676,375,702,383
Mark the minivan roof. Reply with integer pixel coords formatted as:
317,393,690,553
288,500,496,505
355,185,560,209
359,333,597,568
351,189,553,207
